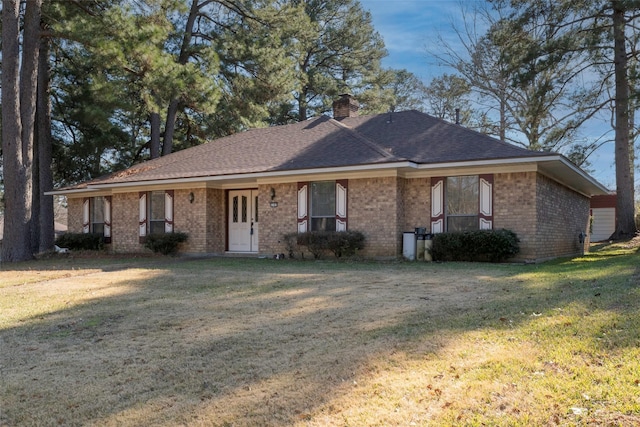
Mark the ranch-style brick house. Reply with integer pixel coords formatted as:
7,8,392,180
51,95,608,262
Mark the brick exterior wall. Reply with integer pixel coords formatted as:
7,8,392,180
67,198,83,234
110,192,144,253
259,183,299,256
348,176,400,258
67,194,141,253
174,189,207,253
69,189,225,254
493,172,538,261
493,172,590,261
63,171,590,261
535,174,590,260
206,188,226,253
401,177,431,233
259,178,404,258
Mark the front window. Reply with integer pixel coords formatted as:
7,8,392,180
310,181,336,231
149,191,166,234
91,196,105,235
446,176,478,232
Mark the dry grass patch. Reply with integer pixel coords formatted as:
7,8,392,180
1,248,639,426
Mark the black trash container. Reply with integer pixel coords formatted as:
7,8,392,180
415,227,426,260
424,233,433,261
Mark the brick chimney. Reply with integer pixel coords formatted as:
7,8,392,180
332,94,359,120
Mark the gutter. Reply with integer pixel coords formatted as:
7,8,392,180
552,156,610,194
46,161,418,195
414,154,609,195
46,155,609,196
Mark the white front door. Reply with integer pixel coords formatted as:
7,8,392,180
228,190,259,252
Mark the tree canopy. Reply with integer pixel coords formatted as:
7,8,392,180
4,0,637,262
490,0,639,238
429,0,639,238
1,0,417,260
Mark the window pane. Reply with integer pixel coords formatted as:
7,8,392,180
150,191,165,221
311,181,335,217
447,176,478,215
233,196,239,223
91,197,105,223
311,217,336,232
92,223,105,235
242,196,248,223
150,220,165,234
447,216,478,232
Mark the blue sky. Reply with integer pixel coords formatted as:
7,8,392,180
359,0,619,190
361,0,464,81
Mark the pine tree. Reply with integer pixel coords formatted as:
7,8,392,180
357,69,428,115
491,0,638,239
1,0,43,261
271,0,387,122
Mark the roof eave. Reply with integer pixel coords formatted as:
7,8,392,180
415,155,608,196
47,155,609,197
537,155,610,196
47,161,418,194
44,187,96,196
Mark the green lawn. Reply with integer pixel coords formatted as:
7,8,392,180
1,244,638,426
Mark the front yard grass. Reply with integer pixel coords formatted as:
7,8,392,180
1,243,639,426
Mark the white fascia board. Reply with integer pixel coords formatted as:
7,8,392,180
413,155,609,195
83,161,417,190
413,156,550,171
553,156,610,194
44,188,101,196
256,164,410,184
406,160,538,178
46,156,608,195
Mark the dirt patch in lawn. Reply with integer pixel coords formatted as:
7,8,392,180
1,256,638,426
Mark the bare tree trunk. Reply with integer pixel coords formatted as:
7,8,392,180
33,113,42,254
299,94,308,121
150,111,161,159
499,96,507,141
162,100,180,156
1,0,42,262
22,0,43,255
611,1,637,240
162,0,200,156
37,34,55,253
2,0,27,261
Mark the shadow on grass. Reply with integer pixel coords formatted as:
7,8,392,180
0,246,638,425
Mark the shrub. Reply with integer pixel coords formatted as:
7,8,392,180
285,230,366,259
296,231,330,259
430,229,519,262
326,230,365,258
144,232,188,256
55,233,104,251
283,233,298,259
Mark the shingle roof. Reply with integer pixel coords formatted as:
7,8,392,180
339,110,549,163
58,110,555,190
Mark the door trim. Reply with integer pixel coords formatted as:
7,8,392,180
227,189,259,252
